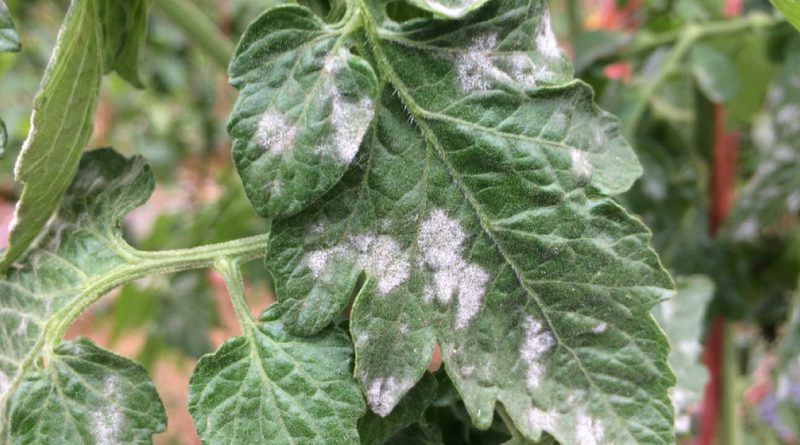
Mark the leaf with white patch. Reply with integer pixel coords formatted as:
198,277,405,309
188,305,365,445
0,0,19,53
261,0,676,443
653,275,713,435
229,5,379,219
9,337,166,444
0,149,155,440
724,41,800,240
358,372,438,445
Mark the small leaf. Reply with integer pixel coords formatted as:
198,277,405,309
358,372,438,445
384,422,444,444
690,43,740,103
228,5,379,219
653,275,713,435
1,0,104,272
401,0,490,19
0,149,155,438
188,305,365,445
772,0,800,32
9,338,166,444
0,0,20,52
0,119,7,157
98,0,148,88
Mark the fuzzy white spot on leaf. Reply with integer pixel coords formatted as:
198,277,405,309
535,11,560,58
576,411,605,445
254,110,297,155
91,377,124,445
570,148,592,178
367,377,414,417
519,316,555,390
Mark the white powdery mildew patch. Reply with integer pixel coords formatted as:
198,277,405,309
306,233,411,295
535,11,560,58
733,216,759,240
322,50,374,164
576,411,605,445
455,34,546,91
254,109,296,155
591,322,608,334
519,317,555,390
91,377,124,445
367,377,414,417
0,371,9,395
569,148,592,179
776,104,800,131
525,406,558,432
418,209,490,329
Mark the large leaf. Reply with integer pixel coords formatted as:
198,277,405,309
0,149,155,439
99,0,148,87
9,337,166,444
724,41,800,240
0,0,104,272
0,0,19,53
358,372,438,445
228,6,379,219
772,0,800,32
653,275,713,435
188,305,365,445
259,0,676,443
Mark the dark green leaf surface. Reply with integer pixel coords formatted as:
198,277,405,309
358,372,438,445
9,337,166,444
258,0,676,443
0,0,20,53
690,43,740,103
772,0,800,32
188,306,365,445
0,149,155,439
228,6,379,219
384,422,444,444
99,0,148,87
0,0,104,272
770,289,800,439
724,42,800,240
653,275,713,435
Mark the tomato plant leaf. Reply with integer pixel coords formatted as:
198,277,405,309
724,42,800,240
0,0,19,52
690,43,740,103
769,290,800,439
384,422,444,444
260,0,676,443
772,0,800,32
358,372,438,445
228,5,379,219
0,0,104,272
98,0,148,88
188,305,365,445
400,0,490,19
653,275,713,435
0,149,155,439
9,337,166,444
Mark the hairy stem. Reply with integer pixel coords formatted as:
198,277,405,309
151,0,235,68
214,257,255,331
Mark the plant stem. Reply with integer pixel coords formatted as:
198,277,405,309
214,258,255,330
151,0,235,69
721,322,741,445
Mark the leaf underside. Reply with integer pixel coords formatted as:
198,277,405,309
234,0,676,444
0,149,157,441
188,306,365,445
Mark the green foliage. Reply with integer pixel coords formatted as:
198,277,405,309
772,0,800,32
0,0,19,53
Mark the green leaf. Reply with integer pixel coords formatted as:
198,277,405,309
384,422,444,444
0,149,155,439
9,337,166,444
772,0,800,32
653,275,713,435
228,5,379,219
0,119,7,157
188,305,365,445
99,0,149,88
769,287,800,439
261,0,676,444
402,0,491,19
358,372,438,445
690,43,740,103
0,0,20,52
0,0,104,272
724,42,800,240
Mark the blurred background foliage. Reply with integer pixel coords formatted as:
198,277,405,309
2,0,800,443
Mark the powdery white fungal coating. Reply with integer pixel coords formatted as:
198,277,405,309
418,209,490,329
424,0,471,17
569,148,592,178
0,372,9,395
254,109,296,155
535,11,560,58
525,406,557,432
366,377,414,417
591,322,608,334
455,34,546,92
777,104,800,127
575,411,605,445
322,50,374,164
519,316,555,390
305,233,410,295
91,377,124,445
733,216,759,240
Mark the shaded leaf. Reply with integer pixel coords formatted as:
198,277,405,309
188,305,365,445
772,0,800,32
1,0,104,272
0,0,20,53
261,0,675,444
384,422,444,444
9,338,166,444
228,5,379,219
359,372,438,445
690,43,740,103
653,275,713,435
0,149,155,439
99,0,148,87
